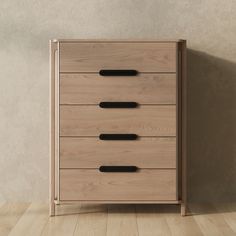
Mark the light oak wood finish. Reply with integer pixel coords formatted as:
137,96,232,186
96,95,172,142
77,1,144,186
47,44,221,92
60,73,176,105
49,41,55,216
60,137,176,168
50,40,59,216
214,202,236,233
74,204,107,236
59,200,180,204
8,204,48,236
107,205,138,236
4,203,236,236
191,203,236,236
50,39,187,216
60,105,176,137
157,204,204,236
41,204,80,236
135,204,171,235
56,39,185,42
60,42,177,72
59,169,177,201
0,202,5,210
0,203,29,236
179,40,187,216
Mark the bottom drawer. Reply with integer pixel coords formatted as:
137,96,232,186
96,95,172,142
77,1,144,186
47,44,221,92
60,169,177,201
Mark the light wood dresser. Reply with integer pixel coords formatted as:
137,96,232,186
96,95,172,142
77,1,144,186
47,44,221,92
50,39,187,216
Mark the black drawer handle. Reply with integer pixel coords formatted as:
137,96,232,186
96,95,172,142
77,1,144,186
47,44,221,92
99,102,138,108
99,166,138,172
99,70,138,76
99,134,138,140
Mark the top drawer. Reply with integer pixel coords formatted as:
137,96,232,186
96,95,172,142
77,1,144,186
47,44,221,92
59,42,177,73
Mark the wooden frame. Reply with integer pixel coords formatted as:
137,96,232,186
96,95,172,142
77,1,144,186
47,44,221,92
180,40,187,216
50,40,59,216
176,40,187,216
50,39,187,216
55,200,181,204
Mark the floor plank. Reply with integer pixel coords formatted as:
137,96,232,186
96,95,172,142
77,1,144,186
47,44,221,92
157,204,203,236
2,202,236,236
214,202,236,233
107,204,138,236
8,203,48,236
136,204,171,236
191,203,236,236
74,204,107,236
41,204,80,236
0,203,30,236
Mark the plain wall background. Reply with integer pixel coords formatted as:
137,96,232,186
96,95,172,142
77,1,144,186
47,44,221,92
0,0,236,202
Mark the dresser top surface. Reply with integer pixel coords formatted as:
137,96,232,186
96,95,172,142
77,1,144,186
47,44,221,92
51,39,186,43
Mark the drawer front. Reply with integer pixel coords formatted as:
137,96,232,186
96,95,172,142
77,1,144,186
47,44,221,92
60,169,177,201
59,42,177,72
60,105,176,136
60,137,176,168
60,73,176,105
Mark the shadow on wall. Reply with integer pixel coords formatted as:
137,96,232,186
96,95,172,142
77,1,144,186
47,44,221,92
187,49,236,203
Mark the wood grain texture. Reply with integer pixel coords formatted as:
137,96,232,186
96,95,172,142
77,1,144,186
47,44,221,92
60,73,176,105
57,39,185,42
107,205,138,236
191,203,236,236
180,40,187,216
60,137,176,168
74,204,107,236
136,204,171,235
59,200,180,204
4,203,236,236
8,204,48,236
156,205,203,236
49,40,58,216
54,44,60,208
0,203,29,236
41,204,80,236
51,40,185,214
59,169,177,201
60,105,176,136
214,202,236,234
59,42,177,72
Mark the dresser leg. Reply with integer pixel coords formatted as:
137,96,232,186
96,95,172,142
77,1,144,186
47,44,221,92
181,203,187,216
50,202,55,216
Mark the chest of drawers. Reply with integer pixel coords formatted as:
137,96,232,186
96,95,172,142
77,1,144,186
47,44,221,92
50,39,187,216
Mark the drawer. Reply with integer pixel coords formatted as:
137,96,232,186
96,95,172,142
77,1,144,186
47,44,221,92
60,105,176,136
59,42,177,72
59,169,177,201
60,137,176,168
60,73,176,105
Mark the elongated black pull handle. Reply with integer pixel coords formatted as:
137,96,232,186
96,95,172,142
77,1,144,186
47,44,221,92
99,166,138,172
99,102,138,108
99,134,138,140
99,70,138,76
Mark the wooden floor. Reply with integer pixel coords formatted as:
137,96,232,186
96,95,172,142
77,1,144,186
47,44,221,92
1,202,236,236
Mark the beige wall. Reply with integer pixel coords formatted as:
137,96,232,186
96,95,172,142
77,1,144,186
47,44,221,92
0,0,236,202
